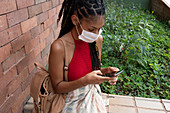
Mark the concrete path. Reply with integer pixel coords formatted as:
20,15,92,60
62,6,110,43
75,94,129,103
23,93,170,113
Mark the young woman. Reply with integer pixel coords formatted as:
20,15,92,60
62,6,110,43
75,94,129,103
49,0,120,112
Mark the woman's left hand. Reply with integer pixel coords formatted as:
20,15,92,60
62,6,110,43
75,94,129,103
101,67,120,85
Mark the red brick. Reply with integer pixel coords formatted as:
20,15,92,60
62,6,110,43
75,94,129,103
2,56,15,73
21,16,37,33
28,62,35,74
56,4,62,14
51,20,58,32
163,5,170,21
28,53,41,73
33,44,41,57
28,4,42,18
7,8,28,27
0,86,22,113
8,24,22,40
16,0,34,9
0,0,17,15
25,35,40,54
2,48,25,72
41,44,50,59
6,109,12,113
53,13,58,23
0,64,3,77
40,55,48,67
39,28,51,42
35,0,46,4
40,40,46,52
37,11,49,24
48,7,56,18
11,85,30,113
46,31,54,45
52,0,60,7
0,43,12,63
0,15,8,31
0,24,22,47
0,66,17,91
7,67,29,95
42,1,52,12
0,87,8,106
16,49,36,73
0,29,9,47
54,24,61,39
30,25,42,39
44,16,55,29
41,21,45,31
11,31,31,53
14,48,25,63
21,70,34,91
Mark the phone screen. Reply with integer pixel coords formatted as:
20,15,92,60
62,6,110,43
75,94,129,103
103,70,124,77
113,70,124,77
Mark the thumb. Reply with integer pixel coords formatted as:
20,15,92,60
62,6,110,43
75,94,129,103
101,76,112,81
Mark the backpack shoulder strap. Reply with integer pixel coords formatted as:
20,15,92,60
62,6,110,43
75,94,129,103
59,38,69,82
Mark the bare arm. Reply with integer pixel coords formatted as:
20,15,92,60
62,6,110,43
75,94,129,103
96,36,120,85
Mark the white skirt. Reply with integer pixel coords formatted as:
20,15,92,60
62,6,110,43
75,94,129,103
61,84,107,113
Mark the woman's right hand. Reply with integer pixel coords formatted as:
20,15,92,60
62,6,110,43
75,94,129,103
80,70,112,86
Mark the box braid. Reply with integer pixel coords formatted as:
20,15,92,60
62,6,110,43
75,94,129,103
57,0,106,70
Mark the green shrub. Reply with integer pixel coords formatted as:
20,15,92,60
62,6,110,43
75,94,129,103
100,1,170,99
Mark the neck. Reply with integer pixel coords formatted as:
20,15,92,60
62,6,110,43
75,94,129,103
71,27,80,40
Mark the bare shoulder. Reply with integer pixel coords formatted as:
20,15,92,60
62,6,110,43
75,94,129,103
50,32,74,55
50,38,64,54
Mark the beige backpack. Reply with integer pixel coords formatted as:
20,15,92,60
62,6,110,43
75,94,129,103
30,39,70,113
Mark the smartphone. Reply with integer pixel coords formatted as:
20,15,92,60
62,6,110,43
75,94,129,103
104,70,124,77
113,70,124,77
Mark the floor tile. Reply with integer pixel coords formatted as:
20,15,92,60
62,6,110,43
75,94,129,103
108,94,133,99
163,102,170,111
109,105,136,113
135,99,164,110
162,99,170,103
135,96,160,102
138,108,165,113
109,97,134,106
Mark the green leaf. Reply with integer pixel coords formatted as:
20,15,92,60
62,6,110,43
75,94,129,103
132,34,140,42
144,28,151,36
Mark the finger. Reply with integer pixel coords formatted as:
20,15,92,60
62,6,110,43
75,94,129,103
109,67,120,73
94,70,103,75
108,78,117,83
110,82,116,85
110,77,118,81
99,82,103,85
100,76,113,81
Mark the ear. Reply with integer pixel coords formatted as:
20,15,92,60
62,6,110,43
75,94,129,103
71,15,78,25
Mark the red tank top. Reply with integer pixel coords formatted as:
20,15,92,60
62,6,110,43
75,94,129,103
68,30,92,81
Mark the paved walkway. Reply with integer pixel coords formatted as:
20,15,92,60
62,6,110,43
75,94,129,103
24,93,170,113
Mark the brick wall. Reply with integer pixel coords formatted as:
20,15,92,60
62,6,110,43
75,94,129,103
150,0,170,22
0,0,63,113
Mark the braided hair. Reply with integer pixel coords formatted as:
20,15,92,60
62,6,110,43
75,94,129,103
57,0,106,70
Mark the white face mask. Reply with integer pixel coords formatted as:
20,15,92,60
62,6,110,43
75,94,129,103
75,19,102,43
